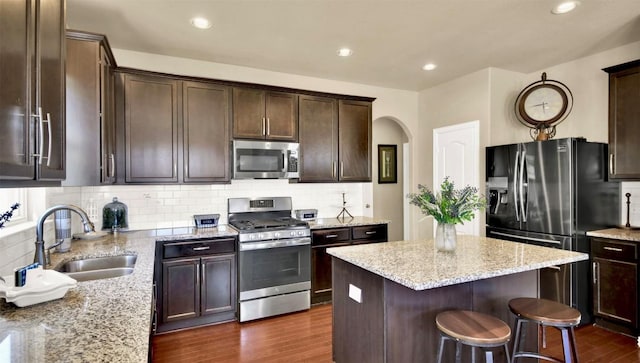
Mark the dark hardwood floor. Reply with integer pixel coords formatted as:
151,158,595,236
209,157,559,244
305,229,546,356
152,304,639,362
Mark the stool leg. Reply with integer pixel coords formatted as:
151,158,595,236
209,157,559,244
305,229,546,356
455,341,461,363
511,317,524,361
569,327,579,362
436,335,447,363
471,345,476,363
503,342,512,363
485,350,494,363
560,328,575,363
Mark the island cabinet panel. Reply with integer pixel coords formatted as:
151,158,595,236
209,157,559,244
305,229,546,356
232,87,298,141
604,59,640,180
311,224,388,304
591,237,639,335
0,0,65,184
123,74,179,183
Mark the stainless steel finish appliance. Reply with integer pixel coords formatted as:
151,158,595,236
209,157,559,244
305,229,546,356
295,209,318,221
232,140,299,179
486,138,620,324
228,197,311,322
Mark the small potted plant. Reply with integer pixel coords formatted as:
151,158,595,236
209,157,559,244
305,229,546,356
407,178,486,251
0,203,20,229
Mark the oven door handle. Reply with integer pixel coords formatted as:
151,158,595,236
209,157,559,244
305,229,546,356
239,237,311,251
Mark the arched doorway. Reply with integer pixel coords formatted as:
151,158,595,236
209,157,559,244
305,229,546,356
372,117,410,241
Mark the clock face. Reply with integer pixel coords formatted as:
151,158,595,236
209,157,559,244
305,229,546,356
517,83,569,125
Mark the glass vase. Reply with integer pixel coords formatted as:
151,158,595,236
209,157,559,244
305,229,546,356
435,223,457,252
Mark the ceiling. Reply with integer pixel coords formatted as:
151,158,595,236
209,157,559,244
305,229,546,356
66,0,640,91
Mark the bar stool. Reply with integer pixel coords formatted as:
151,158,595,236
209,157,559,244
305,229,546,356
509,297,581,363
435,310,511,363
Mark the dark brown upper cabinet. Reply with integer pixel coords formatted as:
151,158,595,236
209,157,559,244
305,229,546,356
299,96,372,182
604,59,640,180
232,87,298,141
116,70,232,184
0,0,65,185
182,81,231,183
64,30,117,186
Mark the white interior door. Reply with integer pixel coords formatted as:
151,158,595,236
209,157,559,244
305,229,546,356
433,120,480,236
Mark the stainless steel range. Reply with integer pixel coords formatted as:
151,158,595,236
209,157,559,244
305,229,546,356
228,197,311,322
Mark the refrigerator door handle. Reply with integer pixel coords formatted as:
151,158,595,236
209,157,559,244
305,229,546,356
488,230,563,246
514,150,520,222
520,150,527,223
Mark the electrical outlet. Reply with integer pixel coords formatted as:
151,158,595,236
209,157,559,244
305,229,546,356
348,284,362,303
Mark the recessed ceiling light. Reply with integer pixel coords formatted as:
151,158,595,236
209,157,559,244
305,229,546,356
337,48,353,57
552,1,580,14
422,63,437,71
190,17,212,29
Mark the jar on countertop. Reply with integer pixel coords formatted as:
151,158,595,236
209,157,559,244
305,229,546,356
102,197,128,232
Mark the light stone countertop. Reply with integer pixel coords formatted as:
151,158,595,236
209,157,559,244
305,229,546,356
0,226,237,363
308,216,389,229
587,228,640,242
327,235,588,291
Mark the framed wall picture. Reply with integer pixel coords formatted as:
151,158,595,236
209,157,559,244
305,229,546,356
378,144,397,184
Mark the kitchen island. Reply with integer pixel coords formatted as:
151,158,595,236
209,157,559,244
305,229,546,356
0,226,236,363
327,235,588,362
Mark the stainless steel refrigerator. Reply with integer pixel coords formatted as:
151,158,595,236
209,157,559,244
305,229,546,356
486,137,620,324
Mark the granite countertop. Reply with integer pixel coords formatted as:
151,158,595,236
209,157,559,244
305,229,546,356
587,228,640,242
327,235,588,291
0,226,237,363
309,216,389,229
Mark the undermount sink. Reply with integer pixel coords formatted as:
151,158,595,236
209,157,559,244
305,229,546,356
55,255,137,282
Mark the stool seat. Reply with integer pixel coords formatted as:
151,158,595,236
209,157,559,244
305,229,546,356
509,298,581,327
436,310,511,363
436,310,511,346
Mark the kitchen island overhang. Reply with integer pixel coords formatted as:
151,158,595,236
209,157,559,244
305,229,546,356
327,236,588,363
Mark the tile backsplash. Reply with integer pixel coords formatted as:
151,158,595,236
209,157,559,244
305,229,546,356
0,180,366,274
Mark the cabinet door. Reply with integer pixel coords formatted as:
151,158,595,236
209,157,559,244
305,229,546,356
312,243,349,304
265,92,297,141
64,37,100,186
0,0,33,180
201,254,236,316
593,257,637,327
233,87,266,139
299,95,338,182
124,74,178,183
183,81,231,183
608,64,640,179
100,45,116,184
162,258,200,322
338,100,372,181
37,0,65,180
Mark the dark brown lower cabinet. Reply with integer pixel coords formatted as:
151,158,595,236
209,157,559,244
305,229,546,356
311,223,388,304
592,237,639,336
155,237,237,333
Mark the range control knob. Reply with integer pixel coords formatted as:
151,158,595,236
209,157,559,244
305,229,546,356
290,231,296,237
274,232,280,238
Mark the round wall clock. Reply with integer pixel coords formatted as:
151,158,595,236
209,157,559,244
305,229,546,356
514,72,573,140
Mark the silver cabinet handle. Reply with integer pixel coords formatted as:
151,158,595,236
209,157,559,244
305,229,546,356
592,261,597,284
603,246,623,252
33,107,44,164
109,154,115,178
266,118,270,136
192,246,210,251
365,231,377,235
196,263,200,288
609,154,614,175
326,234,338,238
201,263,206,289
332,161,336,179
340,162,344,178
262,117,266,136
45,112,52,167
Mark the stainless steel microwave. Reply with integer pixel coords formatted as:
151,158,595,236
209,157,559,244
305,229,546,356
232,140,299,179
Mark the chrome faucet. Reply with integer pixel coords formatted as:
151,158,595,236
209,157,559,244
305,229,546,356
34,205,95,266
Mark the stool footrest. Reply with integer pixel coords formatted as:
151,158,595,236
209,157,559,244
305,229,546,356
513,351,564,363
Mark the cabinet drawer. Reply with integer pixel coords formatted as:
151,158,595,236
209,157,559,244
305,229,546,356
163,238,236,259
352,224,387,242
592,238,638,262
312,228,350,246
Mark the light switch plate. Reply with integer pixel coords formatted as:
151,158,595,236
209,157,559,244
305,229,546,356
348,283,362,303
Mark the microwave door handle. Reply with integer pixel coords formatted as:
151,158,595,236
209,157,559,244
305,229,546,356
514,150,520,222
